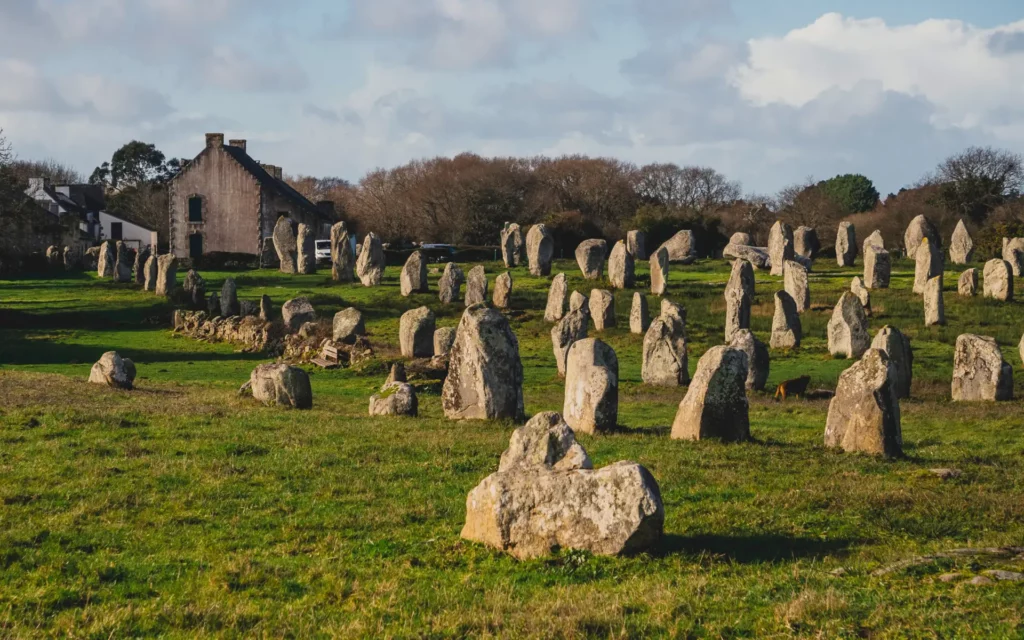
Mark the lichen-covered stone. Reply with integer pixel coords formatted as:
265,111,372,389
864,244,891,289
89,351,136,390
526,224,555,276
794,226,820,260
399,306,436,358
273,217,297,274
220,277,239,317
297,223,316,274
783,260,810,313
626,230,647,260
575,239,608,280
723,243,771,270
650,247,669,295
500,223,524,268
836,222,857,267
724,285,751,343
400,250,428,296
442,304,525,420
851,276,870,313
658,230,697,264
552,304,589,378
671,346,749,441
248,363,312,409
629,293,649,335
465,265,488,307
641,304,688,387
904,215,940,260
544,273,567,322
924,275,945,326
825,349,902,458
356,232,385,286
589,289,615,331
492,272,512,309
282,297,315,333
439,262,465,304
608,240,634,289
827,292,870,359
564,338,619,434
958,269,978,297
333,308,365,343
949,220,974,264
330,221,355,282
871,325,913,399
983,259,1013,301
768,221,794,276
729,329,769,391
155,255,177,297
952,334,1013,402
369,382,418,417
913,237,943,295
770,291,802,349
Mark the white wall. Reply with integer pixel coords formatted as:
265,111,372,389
98,212,158,250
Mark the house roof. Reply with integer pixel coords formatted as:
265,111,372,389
221,145,333,223
41,187,88,216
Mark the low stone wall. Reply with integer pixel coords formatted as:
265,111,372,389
173,310,280,353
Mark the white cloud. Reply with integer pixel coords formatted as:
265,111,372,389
198,46,309,92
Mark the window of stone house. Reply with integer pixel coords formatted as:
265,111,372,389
188,196,203,222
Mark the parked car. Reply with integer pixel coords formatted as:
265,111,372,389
419,243,456,263
315,239,331,264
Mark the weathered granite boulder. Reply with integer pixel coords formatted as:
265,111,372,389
400,250,428,296
129,247,147,284
913,237,944,294
273,217,297,274
493,272,512,309
434,327,457,357
465,265,488,307
333,308,365,343
983,259,1013,301
143,255,157,291
671,346,749,441
729,329,769,391
727,259,755,300
949,220,974,265
544,273,568,322
98,240,115,278
658,230,697,264
526,224,555,276
871,325,913,399
64,245,81,272
864,230,885,252
783,260,810,313
500,223,524,268
155,255,177,297
951,334,1013,402
827,292,870,359
730,232,753,246
864,244,891,289
924,275,945,326
282,297,315,333
630,293,649,334
113,242,132,282
626,230,647,260
958,269,978,296
239,300,259,318
297,224,316,274
356,232,385,286
207,293,220,317
330,221,355,282
461,412,663,559
88,351,136,390
723,243,771,270
575,239,607,280
552,302,590,378
905,215,940,260
385,363,407,386
794,226,820,260
768,221,794,276
836,222,857,267
259,295,273,321
771,291,802,349
46,245,60,268
851,276,870,313
220,277,239,317
247,363,312,409
400,306,436,358
589,289,615,331
650,247,669,295
608,240,634,289
439,262,465,304
83,246,101,271
724,285,751,343
442,304,525,420
183,270,206,310
564,338,619,434
642,303,688,386
369,382,418,417
1002,237,1024,276
825,348,903,458
570,290,587,312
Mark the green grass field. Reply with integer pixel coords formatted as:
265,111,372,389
1,255,1023,638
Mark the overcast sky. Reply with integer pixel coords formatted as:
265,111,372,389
1,0,1022,195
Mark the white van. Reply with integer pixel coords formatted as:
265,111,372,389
315,239,331,264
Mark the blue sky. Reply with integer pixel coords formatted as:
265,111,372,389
1,0,1023,196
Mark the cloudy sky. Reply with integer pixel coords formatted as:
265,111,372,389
1,0,1022,195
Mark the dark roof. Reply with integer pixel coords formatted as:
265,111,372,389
63,184,106,211
42,187,87,215
221,145,332,223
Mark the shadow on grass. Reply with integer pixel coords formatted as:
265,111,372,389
656,533,855,562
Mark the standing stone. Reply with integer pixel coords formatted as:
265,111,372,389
626,230,647,260
98,240,115,278
239,301,259,318
905,215,940,260
333,308,365,343
133,247,149,284
544,273,568,322
768,221,794,276
493,272,512,309
248,364,312,409
552,303,590,378
913,237,943,294
88,351,136,390
113,242,132,282
825,349,902,458
729,329,769,392
63,245,81,271
836,222,857,267
642,303,688,387
630,293,650,334
442,304,525,421
330,221,355,282
1002,238,1024,276
143,255,157,292
500,223,524,268
952,334,1013,402
259,295,273,321
575,239,607,280
220,278,239,316
206,293,220,317
828,292,870,359
356,232,385,287
650,247,669,296
399,307,436,358
671,346,749,442
434,327,457,357
983,259,1013,301
465,266,488,307
949,220,974,265
369,381,418,418
589,289,615,331
273,217,297,274
155,255,177,297
958,269,978,297
727,259,755,300
872,326,913,399
771,291,802,349
794,226,820,260
46,245,60,268
282,297,315,333
924,275,945,326
400,250,428,296
182,270,206,309
563,338,619,435
783,260,810,313
724,286,751,343
730,232,753,246
851,276,870,313
864,244,891,289
439,263,465,304
569,290,588,312
297,224,316,274
608,240,635,289
658,230,697,264
864,230,885,252
526,224,555,276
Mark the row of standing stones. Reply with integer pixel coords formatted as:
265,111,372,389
84,214,1022,560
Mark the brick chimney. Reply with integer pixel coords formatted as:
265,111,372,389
228,139,247,152
206,133,224,149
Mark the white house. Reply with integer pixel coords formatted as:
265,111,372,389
98,210,158,250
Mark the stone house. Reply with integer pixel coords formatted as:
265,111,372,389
24,179,156,251
167,134,334,261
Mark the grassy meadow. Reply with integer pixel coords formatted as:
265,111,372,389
0,254,1023,638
